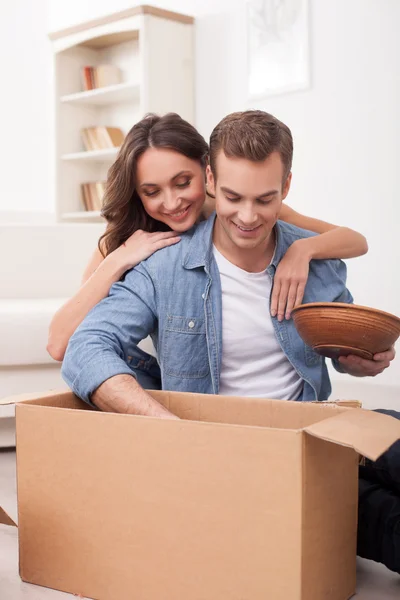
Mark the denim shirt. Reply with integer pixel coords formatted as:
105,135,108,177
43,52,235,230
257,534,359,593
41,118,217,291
62,214,353,403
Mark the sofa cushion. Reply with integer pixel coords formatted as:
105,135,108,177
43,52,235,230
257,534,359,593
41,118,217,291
0,298,66,366
0,224,104,299
0,298,157,367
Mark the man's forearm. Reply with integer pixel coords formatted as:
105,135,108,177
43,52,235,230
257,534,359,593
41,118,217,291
92,374,178,419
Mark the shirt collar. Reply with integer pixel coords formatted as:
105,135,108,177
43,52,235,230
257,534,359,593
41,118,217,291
182,212,216,270
182,213,287,271
269,220,287,269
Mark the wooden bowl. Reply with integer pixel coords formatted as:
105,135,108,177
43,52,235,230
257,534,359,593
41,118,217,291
291,302,400,359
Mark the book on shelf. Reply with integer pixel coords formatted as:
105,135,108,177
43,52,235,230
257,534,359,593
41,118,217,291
80,64,122,91
81,181,106,212
81,126,125,152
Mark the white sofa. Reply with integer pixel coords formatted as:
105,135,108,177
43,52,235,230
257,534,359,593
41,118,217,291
0,222,104,445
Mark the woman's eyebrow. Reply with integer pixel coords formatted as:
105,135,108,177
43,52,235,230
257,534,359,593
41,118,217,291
171,170,192,181
140,171,192,187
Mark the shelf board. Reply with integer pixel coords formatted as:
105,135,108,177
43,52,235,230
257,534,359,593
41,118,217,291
60,81,139,106
62,211,102,220
61,148,119,162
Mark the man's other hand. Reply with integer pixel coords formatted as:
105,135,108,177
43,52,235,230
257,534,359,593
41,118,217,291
338,346,396,377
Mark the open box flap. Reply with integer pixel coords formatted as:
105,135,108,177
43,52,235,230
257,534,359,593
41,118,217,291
0,506,16,527
304,408,400,461
312,400,362,409
0,390,68,406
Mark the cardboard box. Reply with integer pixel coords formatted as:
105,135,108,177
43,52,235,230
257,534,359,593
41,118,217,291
1,389,399,600
0,505,16,526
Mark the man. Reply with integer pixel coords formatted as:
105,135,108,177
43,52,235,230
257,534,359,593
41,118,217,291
62,110,393,411
62,110,398,572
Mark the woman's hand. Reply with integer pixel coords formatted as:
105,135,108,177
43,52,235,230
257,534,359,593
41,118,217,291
108,229,181,273
271,240,311,321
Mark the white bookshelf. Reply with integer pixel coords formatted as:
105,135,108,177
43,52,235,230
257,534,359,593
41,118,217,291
62,211,102,221
61,148,120,162
49,6,195,222
60,81,140,106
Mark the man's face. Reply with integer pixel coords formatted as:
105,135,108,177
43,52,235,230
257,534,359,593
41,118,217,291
207,150,291,253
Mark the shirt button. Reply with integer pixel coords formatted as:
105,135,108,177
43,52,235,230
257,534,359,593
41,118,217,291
202,294,205,299
188,321,195,329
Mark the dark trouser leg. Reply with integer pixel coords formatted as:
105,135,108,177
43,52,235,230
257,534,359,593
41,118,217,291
357,478,400,573
357,409,400,574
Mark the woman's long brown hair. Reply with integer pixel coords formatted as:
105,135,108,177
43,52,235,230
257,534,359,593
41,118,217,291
99,113,209,256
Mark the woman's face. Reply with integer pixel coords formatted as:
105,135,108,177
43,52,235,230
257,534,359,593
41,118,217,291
136,147,206,232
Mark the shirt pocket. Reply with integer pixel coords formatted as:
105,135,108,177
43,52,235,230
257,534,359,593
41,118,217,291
163,315,210,379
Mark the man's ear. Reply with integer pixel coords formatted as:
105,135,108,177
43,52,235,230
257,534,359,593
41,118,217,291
282,172,292,200
206,165,216,197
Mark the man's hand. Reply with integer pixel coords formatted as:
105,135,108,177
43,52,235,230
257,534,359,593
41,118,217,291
92,374,179,419
338,346,396,377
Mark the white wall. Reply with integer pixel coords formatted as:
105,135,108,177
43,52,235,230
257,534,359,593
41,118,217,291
47,0,232,30
0,0,53,216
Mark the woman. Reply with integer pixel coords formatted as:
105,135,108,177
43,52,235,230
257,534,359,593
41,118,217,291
47,112,367,362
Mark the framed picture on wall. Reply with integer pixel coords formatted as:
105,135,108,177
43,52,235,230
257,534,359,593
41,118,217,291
247,0,310,99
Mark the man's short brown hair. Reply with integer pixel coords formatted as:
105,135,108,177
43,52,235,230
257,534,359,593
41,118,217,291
209,110,293,183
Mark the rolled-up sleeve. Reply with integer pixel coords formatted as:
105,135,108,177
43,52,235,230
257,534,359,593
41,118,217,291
61,264,158,403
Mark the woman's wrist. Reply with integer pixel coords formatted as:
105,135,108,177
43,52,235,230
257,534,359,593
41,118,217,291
102,249,131,280
290,237,315,262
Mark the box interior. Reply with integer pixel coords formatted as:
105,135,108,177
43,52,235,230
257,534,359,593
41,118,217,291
21,389,349,430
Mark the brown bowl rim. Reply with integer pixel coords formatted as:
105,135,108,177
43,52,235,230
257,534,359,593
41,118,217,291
291,302,400,326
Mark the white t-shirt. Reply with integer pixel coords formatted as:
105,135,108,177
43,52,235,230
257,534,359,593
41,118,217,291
213,246,303,400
